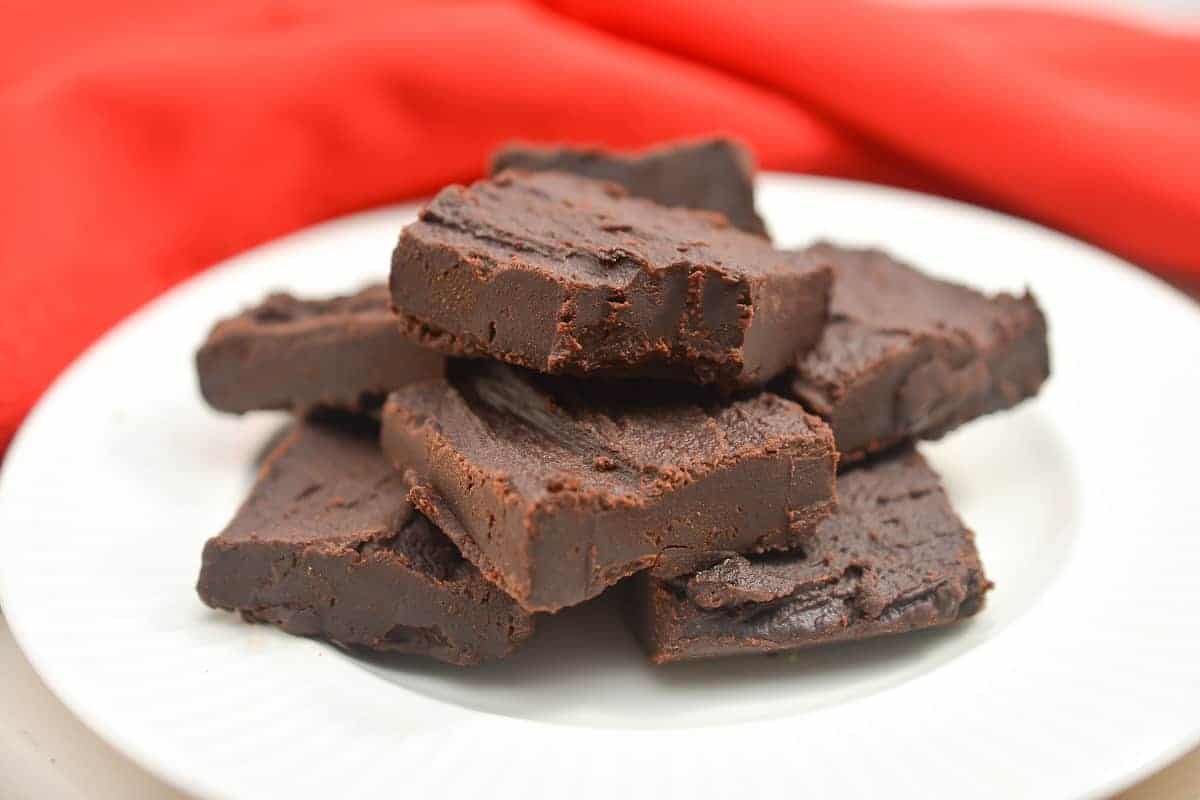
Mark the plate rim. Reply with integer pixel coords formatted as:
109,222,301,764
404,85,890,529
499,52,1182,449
2,173,1199,800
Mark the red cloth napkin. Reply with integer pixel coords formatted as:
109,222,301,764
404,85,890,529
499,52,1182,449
2,1,1198,455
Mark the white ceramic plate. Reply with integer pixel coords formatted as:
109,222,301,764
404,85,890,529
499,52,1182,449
2,175,1198,800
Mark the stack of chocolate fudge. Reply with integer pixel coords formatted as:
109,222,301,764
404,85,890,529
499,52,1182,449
196,138,1049,666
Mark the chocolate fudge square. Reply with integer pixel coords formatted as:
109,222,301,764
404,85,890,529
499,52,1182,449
491,137,768,237
197,285,443,414
787,243,1049,461
389,171,830,388
381,362,837,613
197,416,534,666
628,448,990,664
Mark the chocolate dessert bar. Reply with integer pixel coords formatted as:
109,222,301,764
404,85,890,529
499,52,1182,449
196,285,443,414
786,244,1049,461
197,416,534,666
491,137,768,236
381,362,837,613
389,171,830,387
628,448,990,663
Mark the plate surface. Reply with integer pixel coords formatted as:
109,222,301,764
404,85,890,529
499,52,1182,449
2,175,1198,800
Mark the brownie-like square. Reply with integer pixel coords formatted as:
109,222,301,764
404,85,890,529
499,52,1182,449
787,244,1049,461
381,362,837,613
389,171,830,387
628,448,990,663
196,416,534,666
196,285,443,414
491,137,768,236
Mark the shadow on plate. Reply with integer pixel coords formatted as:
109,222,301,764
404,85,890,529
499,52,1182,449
340,584,989,728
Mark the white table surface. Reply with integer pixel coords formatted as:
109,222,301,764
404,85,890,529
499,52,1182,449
1,613,187,800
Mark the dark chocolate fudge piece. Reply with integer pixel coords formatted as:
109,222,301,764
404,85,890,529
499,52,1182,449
381,362,837,613
491,138,768,237
786,243,1049,461
628,448,990,663
196,417,534,666
389,171,830,388
197,285,444,414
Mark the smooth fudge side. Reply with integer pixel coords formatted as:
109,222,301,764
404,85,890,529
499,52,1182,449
196,285,444,414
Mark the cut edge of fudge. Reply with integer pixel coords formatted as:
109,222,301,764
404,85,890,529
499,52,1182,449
196,284,444,415
380,362,838,614
787,243,1050,461
389,170,830,388
196,416,534,666
627,448,991,664
490,136,769,237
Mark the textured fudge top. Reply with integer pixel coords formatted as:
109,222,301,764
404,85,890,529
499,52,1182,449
407,170,813,287
490,137,767,236
796,243,1045,397
205,284,391,338
681,448,986,615
387,362,832,506
215,416,464,579
392,171,829,386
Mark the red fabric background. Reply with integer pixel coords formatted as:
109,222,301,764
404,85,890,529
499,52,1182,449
2,0,1198,454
